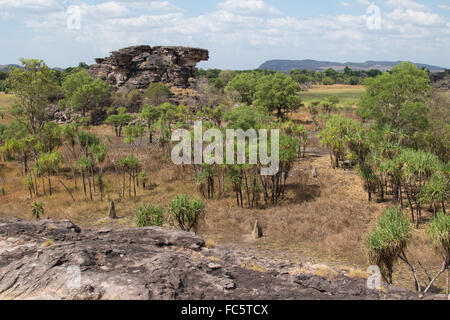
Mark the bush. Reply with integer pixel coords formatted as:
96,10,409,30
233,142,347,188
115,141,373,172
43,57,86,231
427,212,450,259
135,205,164,227
31,201,44,220
366,207,411,284
168,195,205,232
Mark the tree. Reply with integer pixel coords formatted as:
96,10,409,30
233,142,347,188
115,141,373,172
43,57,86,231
398,149,439,227
7,59,58,135
319,115,356,168
168,195,205,232
143,83,172,106
140,104,160,143
37,151,75,201
119,156,140,198
420,173,449,216
358,62,431,144
89,143,108,200
62,70,111,118
31,201,44,220
124,123,145,157
366,207,419,288
105,107,133,137
226,71,263,105
254,73,302,119
425,213,450,294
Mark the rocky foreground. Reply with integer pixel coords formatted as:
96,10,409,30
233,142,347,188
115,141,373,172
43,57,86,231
0,218,443,300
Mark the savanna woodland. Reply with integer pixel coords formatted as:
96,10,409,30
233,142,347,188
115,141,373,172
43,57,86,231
0,58,449,294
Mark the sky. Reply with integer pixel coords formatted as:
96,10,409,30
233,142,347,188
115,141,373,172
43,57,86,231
0,0,449,69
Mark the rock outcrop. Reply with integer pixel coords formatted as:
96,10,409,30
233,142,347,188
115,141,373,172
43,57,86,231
89,46,209,92
0,218,442,300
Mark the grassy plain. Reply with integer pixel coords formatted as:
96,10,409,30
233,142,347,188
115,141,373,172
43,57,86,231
301,85,366,107
0,93,14,124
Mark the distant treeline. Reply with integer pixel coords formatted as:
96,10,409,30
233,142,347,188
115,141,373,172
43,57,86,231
197,66,450,90
196,66,384,89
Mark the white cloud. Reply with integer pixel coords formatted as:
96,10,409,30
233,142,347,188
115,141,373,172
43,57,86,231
217,0,281,16
385,0,427,10
386,8,445,26
437,4,450,10
0,0,61,11
341,2,351,7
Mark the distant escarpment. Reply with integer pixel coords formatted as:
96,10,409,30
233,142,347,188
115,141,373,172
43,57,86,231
89,45,209,93
259,59,447,73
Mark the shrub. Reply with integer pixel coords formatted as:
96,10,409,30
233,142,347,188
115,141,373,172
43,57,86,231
135,205,164,227
168,195,205,232
424,212,450,293
366,207,411,284
427,212,450,264
31,201,44,220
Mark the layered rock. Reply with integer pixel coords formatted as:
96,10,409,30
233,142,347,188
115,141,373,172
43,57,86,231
89,46,209,92
0,218,442,300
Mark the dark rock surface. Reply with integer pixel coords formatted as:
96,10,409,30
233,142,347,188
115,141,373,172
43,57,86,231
89,46,209,92
0,218,440,300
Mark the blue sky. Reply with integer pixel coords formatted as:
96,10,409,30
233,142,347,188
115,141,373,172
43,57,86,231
0,0,449,69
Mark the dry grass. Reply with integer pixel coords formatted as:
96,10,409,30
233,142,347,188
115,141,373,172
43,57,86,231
205,238,216,249
42,239,54,247
240,262,267,273
347,269,368,279
312,265,340,280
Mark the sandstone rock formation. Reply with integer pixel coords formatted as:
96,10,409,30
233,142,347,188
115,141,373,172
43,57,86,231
89,46,209,93
0,218,442,300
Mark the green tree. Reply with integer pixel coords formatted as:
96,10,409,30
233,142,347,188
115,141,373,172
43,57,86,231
31,201,44,220
398,149,439,226
7,59,58,135
366,207,420,288
140,104,160,143
105,107,133,137
358,62,431,144
62,70,111,118
226,71,263,105
319,115,356,168
420,173,449,216
425,213,450,294
254,73,302,119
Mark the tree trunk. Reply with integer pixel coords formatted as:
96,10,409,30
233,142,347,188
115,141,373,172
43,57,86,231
424,261,447,294
47,170,52,196
87,175,93,201
56,173,75,202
